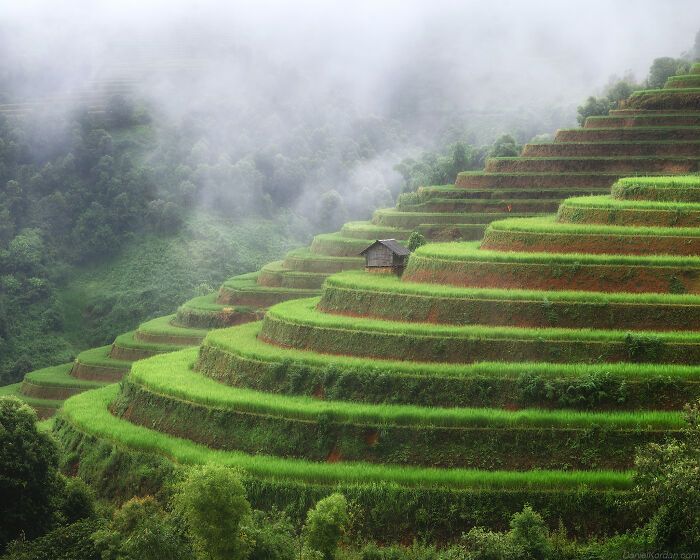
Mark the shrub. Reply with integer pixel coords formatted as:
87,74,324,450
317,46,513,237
2,519,103,560
633,399,700,551
647,57,691,88
92,496,191,560
489,135,520,158
303,493,349,560
461,526,521,560
58,476,96,525
508,505,552,560
0,397,63,552
172,465,251,560
407,232,427,252
244,509,297,560
576,96,612,126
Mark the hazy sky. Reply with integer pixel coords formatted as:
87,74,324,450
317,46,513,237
2,0,699,227
3,0,699,112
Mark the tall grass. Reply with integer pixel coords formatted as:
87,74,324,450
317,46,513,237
129,349,683,429
0,383,62,408
560,195,700,211
489,156,700,161
266,297,700,343
530,141,700,146
59,385,635,490
487,216,700,237
76,346,132,369
138,315,209,337
324,270,700,305
24,363,102,389
616,176,700,187
414,241,700,266
312,233,376,246
221,273,317,295
586,113,700,118
261,262,326,277
284,247,362,262
205,321,700,382
629,88,700,95
112,331,186,352
341,222,410,233
558,126,700,132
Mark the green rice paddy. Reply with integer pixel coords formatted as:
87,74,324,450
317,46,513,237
265,297,700,344
204,321,700,382
413,241,700,266
128,349,683,429
59,385,635,490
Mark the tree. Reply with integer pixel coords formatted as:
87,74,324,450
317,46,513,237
172,465,251,560
302,493,348,560
92,496,190,560
407,231,426,252
317,190,346,232
244,509,296,560
633,399,700,551
576,96,612,126
647,57,690,89
684,29,700,61
508,505,552,560
489,135,520,158
0,397,63,551
7,229,45,275
460,505,552,560
604,78,638,106
451,142,468,175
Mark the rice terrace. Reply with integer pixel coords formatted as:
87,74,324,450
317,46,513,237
2,2,700,559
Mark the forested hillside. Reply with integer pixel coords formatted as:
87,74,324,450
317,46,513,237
0,82,565,385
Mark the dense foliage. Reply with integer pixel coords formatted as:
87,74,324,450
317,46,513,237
576,48,698,125
0,397,93,553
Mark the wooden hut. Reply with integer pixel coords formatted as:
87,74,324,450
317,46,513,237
360,239,410,274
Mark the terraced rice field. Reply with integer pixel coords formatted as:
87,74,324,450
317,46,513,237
55,167,700,538
12,67,700,541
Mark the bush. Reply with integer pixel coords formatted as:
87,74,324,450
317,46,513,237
647,57,691,88
634,399,700,551
407,232,426,252
2,519,103,560
92,496,190,560
303,493,349,560
576,96,611,126
58,476,95,525
489,135,520,158
461,526,521,560
508,506,552,560
172,465,251,560
244,509,297,560
0,397,63,552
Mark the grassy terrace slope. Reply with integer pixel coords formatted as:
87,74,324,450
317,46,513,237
197,322,700,410
481,216,700,255
404,242,700,293
109,349,679,470
57,385,637,539
260,297,700,364
319,270,700,331
611,175,700,201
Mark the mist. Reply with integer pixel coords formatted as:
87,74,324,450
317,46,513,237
2,0,700,228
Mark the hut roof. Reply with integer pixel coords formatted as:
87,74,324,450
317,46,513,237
359,239,410,257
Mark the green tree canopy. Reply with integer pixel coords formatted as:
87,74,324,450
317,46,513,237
172,465,251,560
0,397,63,551
302,493,349,560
